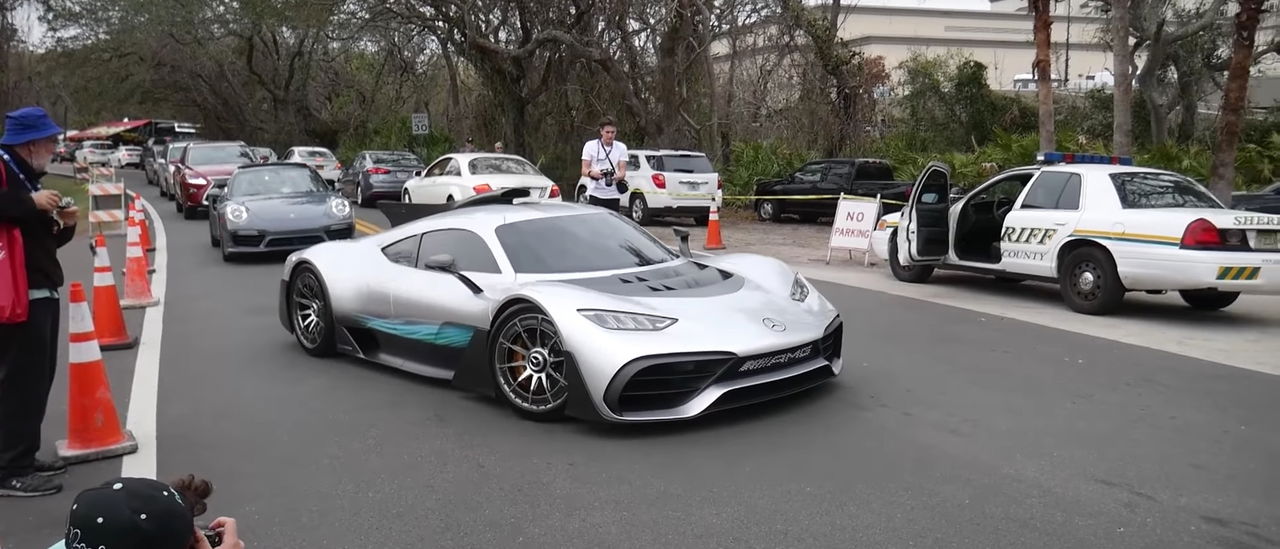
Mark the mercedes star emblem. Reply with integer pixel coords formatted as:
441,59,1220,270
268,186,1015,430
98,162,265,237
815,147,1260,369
762,317,786,332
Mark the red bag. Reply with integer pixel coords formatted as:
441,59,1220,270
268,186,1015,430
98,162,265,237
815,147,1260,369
0,163,29,324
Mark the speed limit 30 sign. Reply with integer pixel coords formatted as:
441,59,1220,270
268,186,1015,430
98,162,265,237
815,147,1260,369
411,113,430,135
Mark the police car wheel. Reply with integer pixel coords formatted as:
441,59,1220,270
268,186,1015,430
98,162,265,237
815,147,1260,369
889,233,933,283
1178,289,1240,311
1060,247,1124,315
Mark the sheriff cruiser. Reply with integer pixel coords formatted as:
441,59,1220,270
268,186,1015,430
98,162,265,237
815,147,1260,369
869,152,1280,315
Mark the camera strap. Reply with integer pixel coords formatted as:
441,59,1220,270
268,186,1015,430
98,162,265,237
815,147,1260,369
597,139,614,170
0,148,40,193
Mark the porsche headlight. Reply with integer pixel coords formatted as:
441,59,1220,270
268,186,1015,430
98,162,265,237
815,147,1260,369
226,203,248,224
790,273,810,303
579,309,677,331
330,197,351,217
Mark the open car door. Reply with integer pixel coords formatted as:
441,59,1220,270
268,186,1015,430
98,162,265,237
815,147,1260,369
903,161,951,263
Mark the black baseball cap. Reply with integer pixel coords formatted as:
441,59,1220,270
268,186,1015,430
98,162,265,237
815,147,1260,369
62,477,195,549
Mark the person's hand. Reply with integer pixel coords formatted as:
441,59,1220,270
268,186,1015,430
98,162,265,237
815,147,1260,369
192,517,244,549
588,169,601,179
31,190,61,212
57,206,78,225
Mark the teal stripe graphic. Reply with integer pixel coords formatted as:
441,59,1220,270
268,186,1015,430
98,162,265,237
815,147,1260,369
353,314,476,348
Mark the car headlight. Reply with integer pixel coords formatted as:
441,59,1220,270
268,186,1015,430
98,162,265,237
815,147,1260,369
579,309,677,331
330,197,351,217
226,203,248,224
790,273,810,303
188,176,209,186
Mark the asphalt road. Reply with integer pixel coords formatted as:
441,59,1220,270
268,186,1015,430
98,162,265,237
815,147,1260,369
2,167,1278,549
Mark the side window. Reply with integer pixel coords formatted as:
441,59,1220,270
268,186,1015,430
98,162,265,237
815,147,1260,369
1020,172,1081,210
825,163,852,184
425,158,449,177
916,168,949,205
416,229,501,274
645,155,663,172
794,162,826,183
627,155,641,171
444,160,461,176
382,234,421,267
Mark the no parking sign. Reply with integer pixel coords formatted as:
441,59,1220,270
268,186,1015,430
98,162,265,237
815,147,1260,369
826,194,881,264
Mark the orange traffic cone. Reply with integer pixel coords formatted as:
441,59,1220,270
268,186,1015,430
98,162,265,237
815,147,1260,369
90,234,138,350
131,192,155,252
120,217,159,309
703,199,726,250
55,282,139,464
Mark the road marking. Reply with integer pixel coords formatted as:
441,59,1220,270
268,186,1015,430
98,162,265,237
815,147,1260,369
355,218,383,234
120,195,165,479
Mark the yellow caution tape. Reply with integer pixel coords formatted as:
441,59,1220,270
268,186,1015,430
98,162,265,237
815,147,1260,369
627,188,907,205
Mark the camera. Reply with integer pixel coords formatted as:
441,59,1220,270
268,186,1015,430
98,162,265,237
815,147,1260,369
200,526,222,547
57,196,75,210
599,167,616,186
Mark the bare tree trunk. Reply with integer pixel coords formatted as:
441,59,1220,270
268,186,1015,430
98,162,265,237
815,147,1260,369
781,0,858,157
1032,0,1056,151
1111,0,1133,154
1208,0,1266,203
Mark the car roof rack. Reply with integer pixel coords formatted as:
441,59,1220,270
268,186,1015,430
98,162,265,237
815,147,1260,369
377,188,536,227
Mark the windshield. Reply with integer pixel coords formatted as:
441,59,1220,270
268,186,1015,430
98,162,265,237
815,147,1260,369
496,212,679,273
299,149,335,160
187,145,255,166
229,168,329,197
1110,172,1223,209
370,152,424,167
468,157,541,176
647,154,714,174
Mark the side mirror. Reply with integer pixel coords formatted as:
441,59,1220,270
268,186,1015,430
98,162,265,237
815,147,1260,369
203,186,224,205
412,170,424,178
672,227,692,258
424,254,456,272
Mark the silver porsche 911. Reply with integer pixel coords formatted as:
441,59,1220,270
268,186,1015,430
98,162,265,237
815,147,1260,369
277,189,844,422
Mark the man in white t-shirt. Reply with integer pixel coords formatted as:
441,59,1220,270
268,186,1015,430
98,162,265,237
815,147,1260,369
580,117,628,211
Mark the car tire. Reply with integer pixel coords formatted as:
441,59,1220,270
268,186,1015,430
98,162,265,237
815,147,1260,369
888,232,934,283
1060,246,1125,315
402,189,412,203
209,224,220,247
219,236,235,262
756,199,781,222
694,215,709,226
1178,289,1240,311
446,195,454,203
288,265,337,357
490,303,568,422
576,186,590,204
183,202,197,220
630,195,653,225
356,183,372,208
175,198,184,214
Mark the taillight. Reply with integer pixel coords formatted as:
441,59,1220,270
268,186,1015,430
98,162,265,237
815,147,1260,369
473,184,493,194
549,185,561,198
1180,218,1222,248
366,167,390,174
335,162,343,170
651,173,666,189
717,177,723,190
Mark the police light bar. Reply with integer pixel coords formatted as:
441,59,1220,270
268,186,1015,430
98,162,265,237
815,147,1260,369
1037,151,1134,166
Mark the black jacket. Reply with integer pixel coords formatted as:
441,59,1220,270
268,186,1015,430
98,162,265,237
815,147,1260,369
0,145,75,291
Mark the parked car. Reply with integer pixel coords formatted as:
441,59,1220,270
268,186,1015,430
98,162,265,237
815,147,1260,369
75,140,116,166
574,148,720,225
281,146,342,184
109,146,144,169
54,141,79,163
251,147,278,163
143,143,164,185
1231,182,1280,214
173,141,256,219
339,150,427,207
401,152,557,206
753,158,913,223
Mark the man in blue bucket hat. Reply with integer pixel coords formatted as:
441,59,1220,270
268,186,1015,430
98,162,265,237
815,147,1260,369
0,106,80,497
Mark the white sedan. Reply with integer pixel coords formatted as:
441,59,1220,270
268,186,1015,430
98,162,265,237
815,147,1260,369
401,153,561,204
109,146,144,169
870,152,1280,315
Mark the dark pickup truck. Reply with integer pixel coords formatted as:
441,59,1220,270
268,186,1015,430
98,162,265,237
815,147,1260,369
1231,182,1280,214
753,158,913,222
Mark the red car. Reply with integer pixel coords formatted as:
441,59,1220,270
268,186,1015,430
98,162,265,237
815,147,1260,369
174,141,257,219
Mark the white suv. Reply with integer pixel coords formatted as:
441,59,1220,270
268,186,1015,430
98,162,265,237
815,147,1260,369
575,149,722,225
75,140,116,166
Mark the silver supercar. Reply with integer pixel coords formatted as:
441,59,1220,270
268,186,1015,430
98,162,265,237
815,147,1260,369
277,189,844,422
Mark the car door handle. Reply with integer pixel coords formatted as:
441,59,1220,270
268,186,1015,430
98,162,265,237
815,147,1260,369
1053,221,1067,226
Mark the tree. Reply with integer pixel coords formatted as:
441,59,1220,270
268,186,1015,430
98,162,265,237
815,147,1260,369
1110,0,1134,154
1208,0,1269,202
1129,0,1228,145
1031,0,1055,151
781,0,866,156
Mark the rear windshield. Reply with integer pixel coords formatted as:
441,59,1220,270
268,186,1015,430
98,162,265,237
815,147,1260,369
496,212,678,273
469,157,541,176
647,154,715,174
1110,172,1223,209
370,153,424,167
299,149,335,160
187,145,256,166
88,143,114,150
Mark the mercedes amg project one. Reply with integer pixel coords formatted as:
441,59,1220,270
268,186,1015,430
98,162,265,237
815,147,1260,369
277,189,844,422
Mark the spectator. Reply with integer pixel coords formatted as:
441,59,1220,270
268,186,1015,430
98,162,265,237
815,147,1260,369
579,116,628,211
493,141,505,153
0,106,77,498
458,137,477,153
49,475,244,549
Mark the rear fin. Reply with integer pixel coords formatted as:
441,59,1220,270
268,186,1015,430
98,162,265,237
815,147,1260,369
376,188,536,227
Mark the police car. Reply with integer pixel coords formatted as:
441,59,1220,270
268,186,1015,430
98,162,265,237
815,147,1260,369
869,152,1280,315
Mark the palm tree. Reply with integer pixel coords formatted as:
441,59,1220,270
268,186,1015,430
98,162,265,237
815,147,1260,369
1032,0,1056,152
1208,0,1268,203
